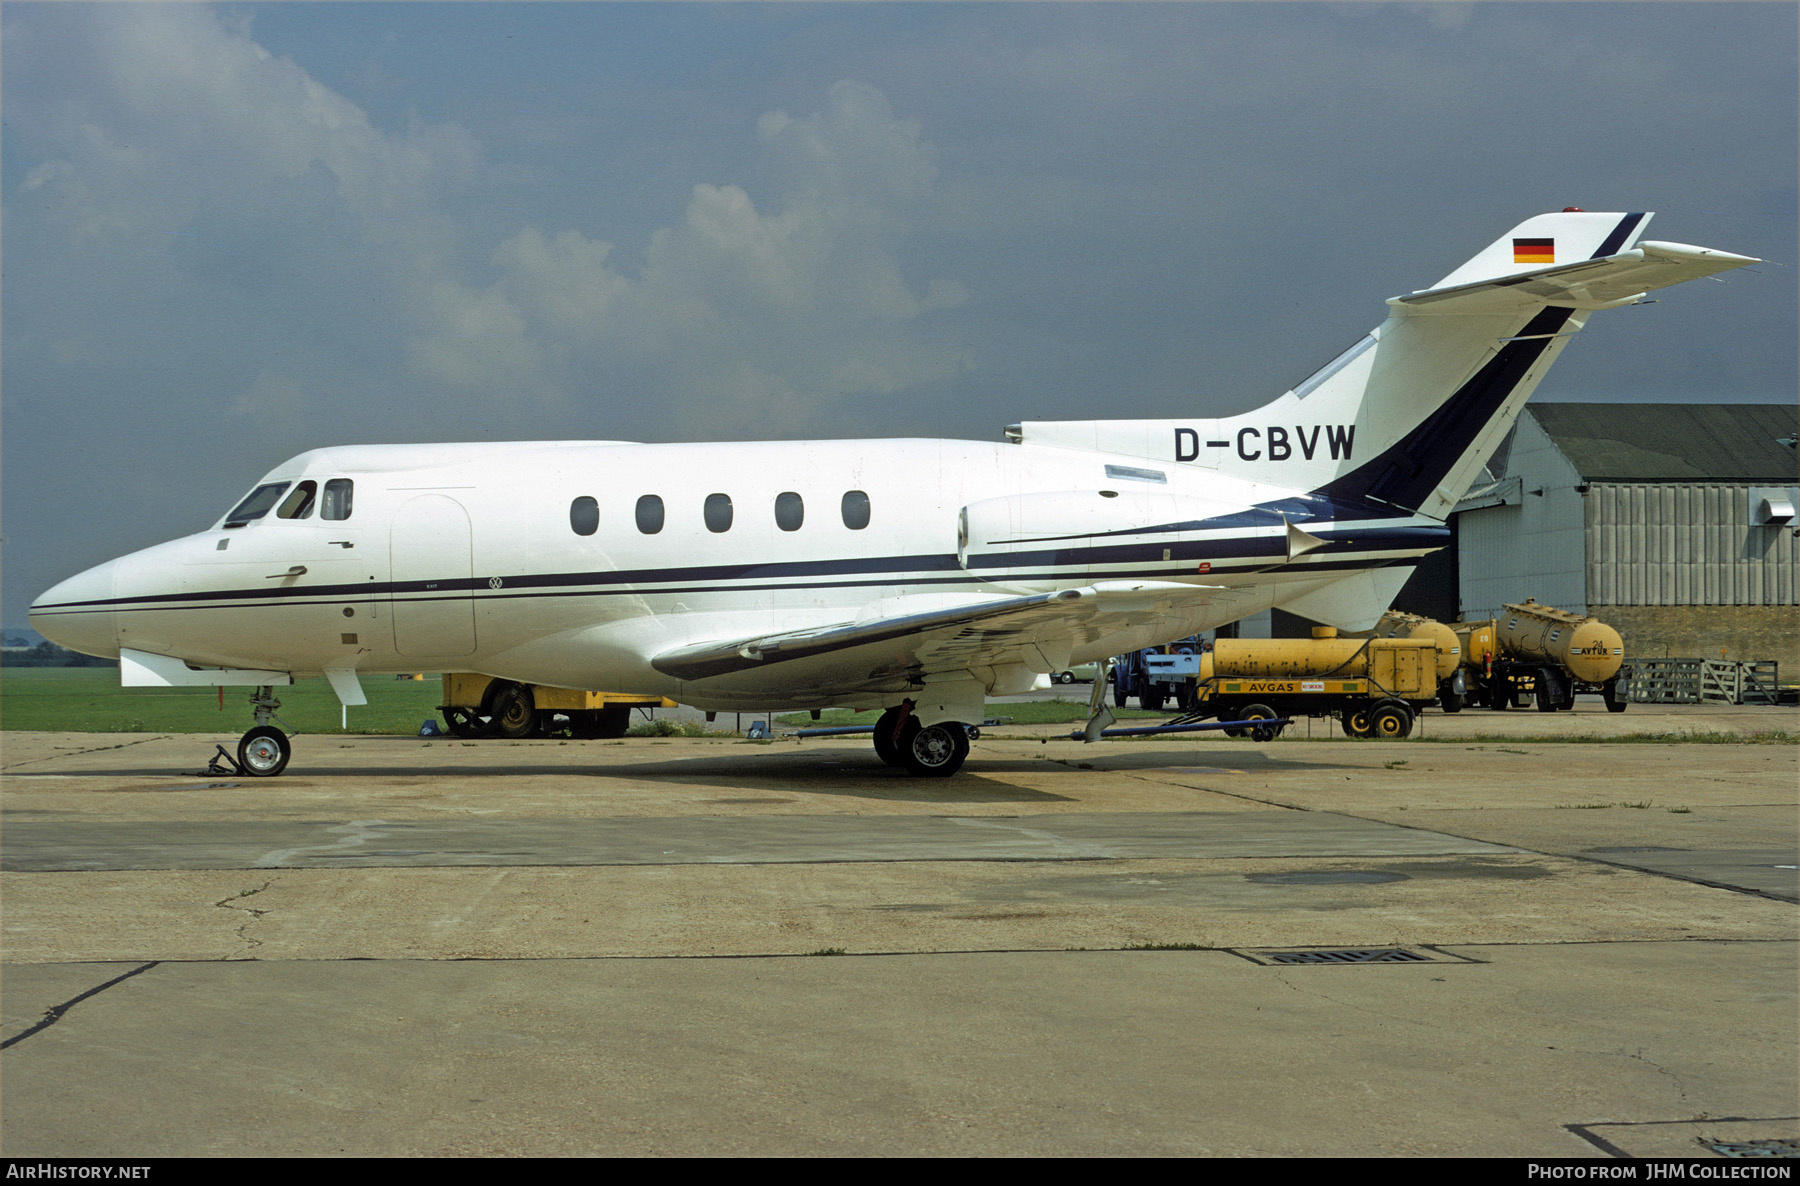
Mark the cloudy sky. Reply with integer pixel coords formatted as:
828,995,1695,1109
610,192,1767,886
5,2,1795,625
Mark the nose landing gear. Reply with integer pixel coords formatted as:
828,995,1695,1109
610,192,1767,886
202,686,294,777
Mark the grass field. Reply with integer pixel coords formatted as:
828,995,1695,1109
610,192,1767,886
0,667,448,735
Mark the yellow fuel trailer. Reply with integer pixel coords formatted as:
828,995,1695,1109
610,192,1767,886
439,674,675,739
1190,628,1443,739
1455,600,1629,713
1349,610,1471,712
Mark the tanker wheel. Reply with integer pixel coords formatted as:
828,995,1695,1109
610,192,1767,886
1535,679,1560,713
1218,703,1245,738
1603,679,1629,714
1488,686,1510,711
1239,702,1283,743
1342,706,1374,737
1439,690,1464,714
487,682,540,739
1368,701,1413,739
443,707,489,738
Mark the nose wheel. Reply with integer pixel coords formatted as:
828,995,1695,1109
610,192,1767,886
200,685,296,777
237,725,292,777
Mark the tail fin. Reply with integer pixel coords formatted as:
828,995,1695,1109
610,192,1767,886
1011,211,1756,520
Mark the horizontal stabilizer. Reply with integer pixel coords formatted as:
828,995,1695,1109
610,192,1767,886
1392,241,1759,315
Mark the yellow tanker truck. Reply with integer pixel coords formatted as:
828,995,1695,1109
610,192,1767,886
438,674,675,739
1182,628,1444,739
1455,601,1629,713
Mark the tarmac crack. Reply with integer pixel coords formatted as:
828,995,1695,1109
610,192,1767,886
0,962,160,1050
1,735,176,771
216,880,274,951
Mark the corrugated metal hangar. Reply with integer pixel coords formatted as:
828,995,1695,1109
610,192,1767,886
1421,403,1797,671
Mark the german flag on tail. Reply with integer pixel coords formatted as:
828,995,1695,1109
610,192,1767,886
1513,238,1555,264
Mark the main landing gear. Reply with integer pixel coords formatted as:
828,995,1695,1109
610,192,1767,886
872,700,971,777
203,686,293,777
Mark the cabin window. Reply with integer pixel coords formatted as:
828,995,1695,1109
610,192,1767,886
841,490,871,530
775,491,804,532
704,493,733,533
225,482,290,526
321,479,354,521
276,481,318,520
636,494,664,534
570,496,599,536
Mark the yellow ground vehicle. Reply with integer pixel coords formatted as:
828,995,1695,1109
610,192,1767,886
1185,629,1444,738
439,674,675,739
1455,600,1629,712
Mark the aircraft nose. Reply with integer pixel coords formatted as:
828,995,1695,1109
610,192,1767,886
29,559,121,659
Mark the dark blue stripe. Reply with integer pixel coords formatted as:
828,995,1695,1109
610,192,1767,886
1313,306,1575,514
992,496,1414,546
1591,212,1646,258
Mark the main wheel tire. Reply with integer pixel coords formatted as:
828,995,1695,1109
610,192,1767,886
1239,702,1282,743
238,725,291,777
900,720,969,777
872,707,906,767
1369,701,1413,739
488,682,539,739
443,707,488,738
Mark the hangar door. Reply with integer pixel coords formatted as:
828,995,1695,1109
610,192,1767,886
390,494,477,657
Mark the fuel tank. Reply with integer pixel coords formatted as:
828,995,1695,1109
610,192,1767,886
1348,610,1461,681
1202,628,1439,697
1497,600,1625,684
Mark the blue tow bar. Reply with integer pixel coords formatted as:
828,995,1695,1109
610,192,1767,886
1065,717,1293,740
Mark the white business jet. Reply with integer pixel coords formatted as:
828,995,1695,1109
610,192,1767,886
31,210,1755,777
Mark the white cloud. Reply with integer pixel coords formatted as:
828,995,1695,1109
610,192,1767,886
8,9,966,441
408,79,971,437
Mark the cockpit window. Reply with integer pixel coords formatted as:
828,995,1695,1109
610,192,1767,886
225,482,290,526
276,481,318,520
321,479,354,521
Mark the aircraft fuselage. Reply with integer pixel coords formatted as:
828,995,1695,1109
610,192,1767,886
31,436,1442,712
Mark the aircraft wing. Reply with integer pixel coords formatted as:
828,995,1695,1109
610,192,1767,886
1391,241,1759,315
649,580,1224,686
